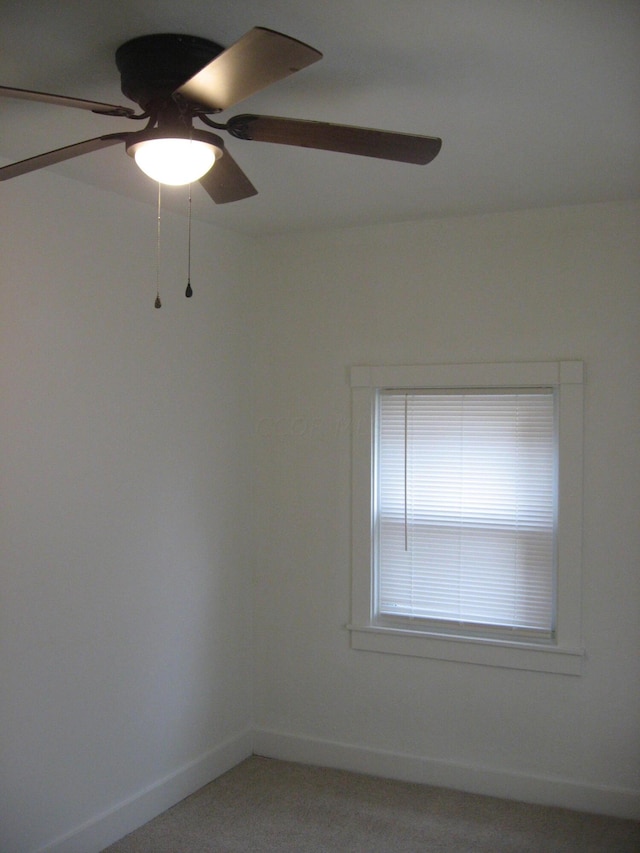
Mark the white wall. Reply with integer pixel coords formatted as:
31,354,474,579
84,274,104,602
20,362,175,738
251,201,640,817
1,182,638,852
0,173,255,852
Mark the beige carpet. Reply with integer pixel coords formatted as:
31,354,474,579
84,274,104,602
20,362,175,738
102,756,640,852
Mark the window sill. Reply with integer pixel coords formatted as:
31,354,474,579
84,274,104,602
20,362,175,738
347,624,584,675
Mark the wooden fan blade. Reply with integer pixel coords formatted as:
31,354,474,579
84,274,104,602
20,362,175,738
0,133,128,181
176,27,322,112
227,115,442,165
0,85,135,116
199,148,257,204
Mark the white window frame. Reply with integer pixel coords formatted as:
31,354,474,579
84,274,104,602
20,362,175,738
349,361,585,675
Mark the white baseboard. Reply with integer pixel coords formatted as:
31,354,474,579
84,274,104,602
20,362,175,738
33,729,253,853
30,725,639,852
253,727,640,821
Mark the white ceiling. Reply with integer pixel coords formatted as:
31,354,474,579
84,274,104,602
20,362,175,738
1,0,639,236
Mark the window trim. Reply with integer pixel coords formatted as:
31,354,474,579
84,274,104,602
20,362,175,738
349,361,585,675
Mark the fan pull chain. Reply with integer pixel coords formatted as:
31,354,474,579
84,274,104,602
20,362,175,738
154,182,162,308
185,184,193,298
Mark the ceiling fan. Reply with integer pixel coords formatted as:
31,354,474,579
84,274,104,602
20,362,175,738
0,27,442,203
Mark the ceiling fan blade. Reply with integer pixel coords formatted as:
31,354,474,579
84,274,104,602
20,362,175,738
0,85,135,116
176,27,322,112
199,148,258,204
0,133,128,181
227,115,442,165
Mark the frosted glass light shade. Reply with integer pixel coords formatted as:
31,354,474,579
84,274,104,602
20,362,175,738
133,138,218,185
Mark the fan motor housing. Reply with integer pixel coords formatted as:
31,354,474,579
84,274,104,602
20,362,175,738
115,33,224,111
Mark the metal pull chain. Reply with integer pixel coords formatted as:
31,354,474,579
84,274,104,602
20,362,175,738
154,182,162,308
185,183,193,298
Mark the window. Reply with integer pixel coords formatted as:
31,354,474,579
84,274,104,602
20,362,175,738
377,388,556,637
349,362,584,675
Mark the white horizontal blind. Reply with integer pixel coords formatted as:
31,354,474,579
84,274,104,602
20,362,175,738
376,389,557,637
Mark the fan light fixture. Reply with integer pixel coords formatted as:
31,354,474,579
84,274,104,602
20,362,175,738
126,128,224,185
0,28,443,203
